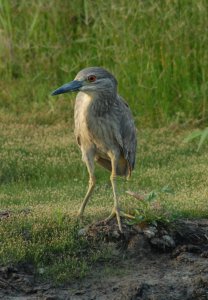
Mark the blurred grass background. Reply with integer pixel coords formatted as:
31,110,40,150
0,0,207,126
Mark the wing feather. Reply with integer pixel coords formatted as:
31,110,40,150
117,96,137,173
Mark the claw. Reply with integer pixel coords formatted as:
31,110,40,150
105,207,123,232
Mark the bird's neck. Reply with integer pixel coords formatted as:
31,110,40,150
85,90,117,116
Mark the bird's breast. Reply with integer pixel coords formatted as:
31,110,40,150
74,92,121,156
74,93,92,140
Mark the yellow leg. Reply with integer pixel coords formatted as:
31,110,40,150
105,154,123,232
78,175,95,218
78,153,95,218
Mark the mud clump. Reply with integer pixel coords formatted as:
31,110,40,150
0,219,208,300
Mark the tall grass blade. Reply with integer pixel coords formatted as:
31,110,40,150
28,10,40,38
183,130,203,143
197,127,208,151
184,128,208,151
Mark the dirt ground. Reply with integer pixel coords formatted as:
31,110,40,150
0,219,208,300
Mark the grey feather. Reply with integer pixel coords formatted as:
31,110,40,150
73,68,137,177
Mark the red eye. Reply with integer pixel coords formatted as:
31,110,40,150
88,75,96,82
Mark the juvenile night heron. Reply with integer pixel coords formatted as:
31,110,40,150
51,67,137,232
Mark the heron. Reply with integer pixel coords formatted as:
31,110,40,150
51,67,137,232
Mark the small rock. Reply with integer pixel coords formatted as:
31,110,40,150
0,210,11,220
132,283,151,299
162,235,175,248
201,251,208,258
150,234,175,251
78,228,87,236
38,267,45,275
143,227,157,239
111,230,120,239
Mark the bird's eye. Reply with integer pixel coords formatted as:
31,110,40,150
88,75,96,82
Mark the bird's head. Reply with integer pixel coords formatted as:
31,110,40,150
51,67,117,96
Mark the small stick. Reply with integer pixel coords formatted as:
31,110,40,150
126,190,146,201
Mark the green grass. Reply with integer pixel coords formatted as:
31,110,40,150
0,123,208,281
0,0,208,283
0,0,207,126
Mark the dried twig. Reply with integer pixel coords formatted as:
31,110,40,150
126,190,146,201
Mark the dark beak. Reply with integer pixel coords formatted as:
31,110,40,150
51,80,82,96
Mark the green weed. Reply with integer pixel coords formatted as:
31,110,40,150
184,127,208,151
127,186,175,225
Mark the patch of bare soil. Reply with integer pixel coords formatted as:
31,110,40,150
0,219,208,300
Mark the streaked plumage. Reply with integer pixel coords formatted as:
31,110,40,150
52,67,137,232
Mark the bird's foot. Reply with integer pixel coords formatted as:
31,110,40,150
104,209,135,233
120,211,135,219
105,207,123,233
76,211,85,226
104,209,115,222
